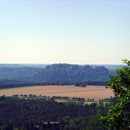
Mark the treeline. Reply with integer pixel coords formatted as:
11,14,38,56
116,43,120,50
0,96,114,130
0,80,45,89
0,80,107,89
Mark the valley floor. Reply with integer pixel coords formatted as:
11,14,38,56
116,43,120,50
0,85,114,100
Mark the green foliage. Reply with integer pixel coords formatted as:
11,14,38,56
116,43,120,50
0,96,109,130
101,60,130,130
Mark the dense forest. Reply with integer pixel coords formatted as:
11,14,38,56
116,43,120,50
34,64,110,85
0,95,116,130
0,64,115,88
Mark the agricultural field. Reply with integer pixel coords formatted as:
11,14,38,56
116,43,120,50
0,85,114,100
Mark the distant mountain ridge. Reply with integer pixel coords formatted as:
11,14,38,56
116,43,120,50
34,64,110,84
0,63,121,88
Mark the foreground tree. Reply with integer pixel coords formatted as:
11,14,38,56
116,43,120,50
101,59,130,130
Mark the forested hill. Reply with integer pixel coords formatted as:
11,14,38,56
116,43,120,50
34,64,110,85
0,64,114,88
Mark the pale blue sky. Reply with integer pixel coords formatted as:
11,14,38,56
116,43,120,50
0,0,130,64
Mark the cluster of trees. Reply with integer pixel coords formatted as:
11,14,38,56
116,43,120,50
0,80,45,89
0,96,111,130
101,60,130,130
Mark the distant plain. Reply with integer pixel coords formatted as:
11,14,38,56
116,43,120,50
0,85,114,100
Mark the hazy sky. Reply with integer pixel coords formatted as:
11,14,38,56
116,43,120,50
0,0,130,64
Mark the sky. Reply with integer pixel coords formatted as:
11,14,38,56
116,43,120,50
0,0,130,64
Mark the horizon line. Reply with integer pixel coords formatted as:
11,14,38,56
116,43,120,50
0,63,124,65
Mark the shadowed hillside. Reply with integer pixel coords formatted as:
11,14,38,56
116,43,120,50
0,64,115,88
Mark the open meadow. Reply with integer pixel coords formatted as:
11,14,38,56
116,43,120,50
0,85,114,100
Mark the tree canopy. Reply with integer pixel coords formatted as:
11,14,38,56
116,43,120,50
101,59,130,130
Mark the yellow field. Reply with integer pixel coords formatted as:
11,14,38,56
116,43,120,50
0,85,114,100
